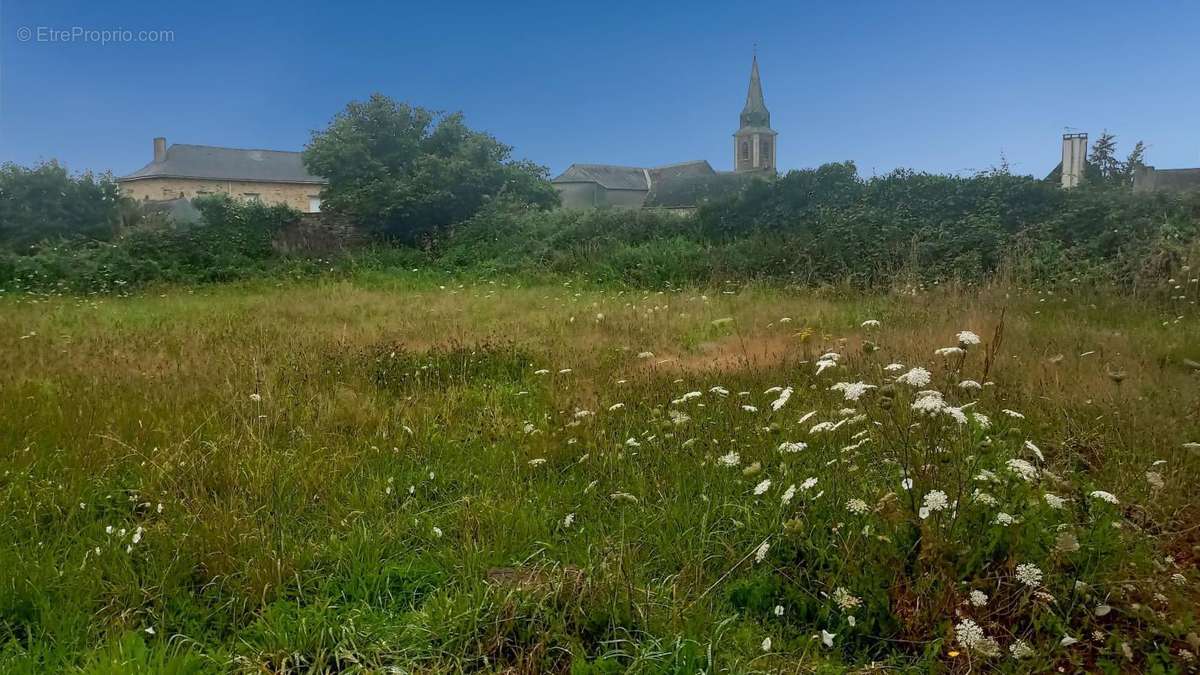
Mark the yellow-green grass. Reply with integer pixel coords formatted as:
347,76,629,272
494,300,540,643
1,278,1197,673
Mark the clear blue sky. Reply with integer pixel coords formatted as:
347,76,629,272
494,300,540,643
2,0,1198,180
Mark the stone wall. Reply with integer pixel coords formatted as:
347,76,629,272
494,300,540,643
119,177,324,212
271,212,364,255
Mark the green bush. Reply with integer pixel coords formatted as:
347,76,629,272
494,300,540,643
0,196,299,294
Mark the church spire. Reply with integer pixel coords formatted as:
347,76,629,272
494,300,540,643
733,52,777,173
740,54,770,129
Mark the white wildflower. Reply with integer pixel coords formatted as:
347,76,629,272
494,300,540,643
761,636,772,652
770,387,793,411
1089,490,1119,505
958,379,982,390
1015,563,1043,587
994,512,1016,526
895,367,932,387
846,498,870,515
563,513,575,528
528,458,547,467
249,393,262,402
1043,493,1067,509
935,346,965,357
800,477,818,491
1010,640,1034,659
861,319,881,328
1145,471,1164,490
774,604,785,617
717,451,740,467
781,484,796,505
754,541,770,563
753,479,772,496
1024,440,1044,462
1006,458,1039,481
1002,409,1025,419
922,490,949,515
911,391,946,415
884,363,905,372
778,441,807,453
957,330,982,346
969,590,988,607
830,381,876,401
821,629,836,648
832,587,861,610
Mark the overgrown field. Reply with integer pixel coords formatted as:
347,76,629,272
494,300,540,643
1,277,1198,673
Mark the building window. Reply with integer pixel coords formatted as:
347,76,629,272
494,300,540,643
761,140,771,166
741,141,749,161
308,196,322,213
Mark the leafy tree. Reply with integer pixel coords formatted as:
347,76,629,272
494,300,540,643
0,161,122,252
1087,131,1147,187
303,94,558,243
1088,132,1122,182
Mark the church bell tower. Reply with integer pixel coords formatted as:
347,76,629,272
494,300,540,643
734,54,777,173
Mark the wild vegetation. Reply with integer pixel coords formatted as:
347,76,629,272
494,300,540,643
1,275,1198,672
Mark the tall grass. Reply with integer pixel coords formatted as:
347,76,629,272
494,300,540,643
0,278,1197,672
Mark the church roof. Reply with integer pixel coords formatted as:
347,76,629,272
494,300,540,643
740,55,771,129
119,144,327,184
644,171,760,209
552,163,650,190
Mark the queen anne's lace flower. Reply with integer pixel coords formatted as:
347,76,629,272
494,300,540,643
957,330,982,346
846,498,870,515
1006,458,1039,481
969,590,989,607
830,381,876,401
1015,563,1044,587
895,367,932,387
1089,490,1119,504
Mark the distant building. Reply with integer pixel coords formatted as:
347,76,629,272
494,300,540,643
118,137,327,213
552,55,776,211
1133,166,1200,194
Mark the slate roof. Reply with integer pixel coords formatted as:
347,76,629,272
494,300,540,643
1139,167,1200,192
644,171,760,209
552,164,651,190
740,55,771,129
119,144,326,184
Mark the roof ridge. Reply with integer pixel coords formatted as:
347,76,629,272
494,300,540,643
169,143,305,155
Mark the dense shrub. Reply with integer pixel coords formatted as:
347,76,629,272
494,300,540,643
434,164,1200,289
0,196,299,294
0,161,123,252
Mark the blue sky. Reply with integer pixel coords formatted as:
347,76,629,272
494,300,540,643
2,0,1198,180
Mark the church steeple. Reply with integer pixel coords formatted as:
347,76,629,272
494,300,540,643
733,53,777,173
740,55,770,129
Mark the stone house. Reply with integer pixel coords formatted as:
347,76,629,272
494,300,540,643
117,137,327,213
552,55,776,211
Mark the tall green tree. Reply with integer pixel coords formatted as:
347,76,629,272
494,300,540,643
0,161,122,252
1087,131,1147,187
303,94,559,243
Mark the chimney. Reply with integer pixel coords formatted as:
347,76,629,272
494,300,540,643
1061,133,1087,189
153,137,167,163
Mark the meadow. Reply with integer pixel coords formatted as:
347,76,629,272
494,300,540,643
1,275,1198,673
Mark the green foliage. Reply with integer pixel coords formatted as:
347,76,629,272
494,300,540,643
0,161,123,252
0,195,299,294
303,94,559,243
432,164,1200,289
